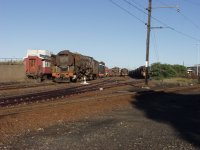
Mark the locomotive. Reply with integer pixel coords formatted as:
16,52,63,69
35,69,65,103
24,49,106,82
52,50,101,82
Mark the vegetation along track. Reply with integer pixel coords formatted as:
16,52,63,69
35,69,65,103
0,79,142,107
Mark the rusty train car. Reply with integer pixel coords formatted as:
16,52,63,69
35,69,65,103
108,67,129,77
24,49,106,82
120,68,129,76
129,66,146,79
52,50,101,82
108,67,121,77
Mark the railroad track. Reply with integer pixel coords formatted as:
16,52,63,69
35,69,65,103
0,79,141,107
0,77,116,91
2,78,197,107
0,82,56,90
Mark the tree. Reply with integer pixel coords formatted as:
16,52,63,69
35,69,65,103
172,64,187,77
150,63,187,79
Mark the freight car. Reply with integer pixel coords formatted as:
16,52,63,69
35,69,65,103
24,50,52,81
108,67,121,77
129,66,146,79
51,50,100,82
120,68,129,76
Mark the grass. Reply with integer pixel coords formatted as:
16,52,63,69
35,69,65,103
152,77,198,87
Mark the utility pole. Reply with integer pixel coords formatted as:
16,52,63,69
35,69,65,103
144,1,177,85
145,0,152,85
197,43,200,76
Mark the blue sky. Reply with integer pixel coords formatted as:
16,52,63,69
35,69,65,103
0,0,200,69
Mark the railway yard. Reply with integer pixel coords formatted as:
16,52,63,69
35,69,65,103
0,77,200,149
2,0,200,149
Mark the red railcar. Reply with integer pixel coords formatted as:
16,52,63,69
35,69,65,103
24,50,52,81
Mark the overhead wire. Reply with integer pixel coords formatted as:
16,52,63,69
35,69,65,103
129,0,147,21
157,0,200,31
109,0,146,25
109,0,200,41
122,0,200,41
123,0,172,28
130,0,146,9
177,12,200,31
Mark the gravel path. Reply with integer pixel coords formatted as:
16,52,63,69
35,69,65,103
3,106,197,150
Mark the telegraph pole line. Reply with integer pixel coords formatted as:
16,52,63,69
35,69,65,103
145,0,152,85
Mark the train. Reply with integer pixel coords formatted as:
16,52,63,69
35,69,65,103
108,67,120,77
128,66,146,79
120,68,129,76
24,49,106,82
108,67,129,77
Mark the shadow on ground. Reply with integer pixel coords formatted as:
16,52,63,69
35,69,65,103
131,90,200,147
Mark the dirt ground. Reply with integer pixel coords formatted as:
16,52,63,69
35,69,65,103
0,79,200,150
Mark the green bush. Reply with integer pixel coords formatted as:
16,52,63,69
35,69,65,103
150,63,187,79
172,64,187,77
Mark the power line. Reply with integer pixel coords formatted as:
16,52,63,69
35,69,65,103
157,0,200,32
122,0,200,41
169,27,200,41
178,11,200,31
123,0,147,15
109,0,146,25
110,0,200,41
112,0,173,29
123,0,175,29
130,0,146,9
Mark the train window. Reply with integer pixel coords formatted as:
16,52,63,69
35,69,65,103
43,61,50,67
